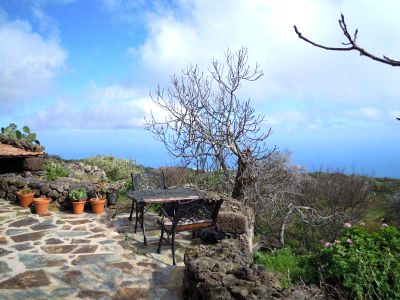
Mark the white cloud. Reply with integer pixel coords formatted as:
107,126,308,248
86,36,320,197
0,14,67,112
128,0,400,129
27,84,162,130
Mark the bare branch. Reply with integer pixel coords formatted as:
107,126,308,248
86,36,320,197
294,14,400,66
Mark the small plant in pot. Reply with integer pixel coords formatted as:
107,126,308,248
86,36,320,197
16,187,35,208
90,180,107,214
69,188,87,214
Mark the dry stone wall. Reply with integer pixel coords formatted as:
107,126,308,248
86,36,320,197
203,191,255,253
0,172,98,210
0,163,123,212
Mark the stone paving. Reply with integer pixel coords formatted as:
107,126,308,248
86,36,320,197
0,199,190,300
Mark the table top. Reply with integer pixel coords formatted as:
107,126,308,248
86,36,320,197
127,188,205,204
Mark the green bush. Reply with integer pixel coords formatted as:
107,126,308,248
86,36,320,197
81,155,143,181
253,247,313,288
118,180,133,203
315,224,400,299
188,171,230,193
45,162,70,181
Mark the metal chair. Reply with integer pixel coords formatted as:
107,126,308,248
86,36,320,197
157,198,223,265
128,170,166,235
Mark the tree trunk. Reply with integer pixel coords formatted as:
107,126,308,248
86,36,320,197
231,159,247,199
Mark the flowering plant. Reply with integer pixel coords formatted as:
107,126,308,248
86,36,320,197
316,224,400,299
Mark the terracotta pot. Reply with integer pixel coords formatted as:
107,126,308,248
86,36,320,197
33,198,50,215
16,191,35,208
72,199,86,214
90,198,106,214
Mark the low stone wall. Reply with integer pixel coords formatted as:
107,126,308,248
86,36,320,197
0,161,123,211
0,173,98,210
183,239,283,300
204,192,255,253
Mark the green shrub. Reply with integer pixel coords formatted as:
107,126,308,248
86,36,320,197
188,171,230,193
81,155,143,182
45,162,70,181
118,180,132,203
253,247,313,288
160,166,193,187
315,224,400,299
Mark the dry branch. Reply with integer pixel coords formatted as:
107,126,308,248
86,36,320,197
294,14,400,66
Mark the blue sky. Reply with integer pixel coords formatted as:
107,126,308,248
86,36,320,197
1,0,399,177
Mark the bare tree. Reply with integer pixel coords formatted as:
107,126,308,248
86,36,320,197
243,152,336,245
145,48,274,199
294,14,400,67
244,154,374,245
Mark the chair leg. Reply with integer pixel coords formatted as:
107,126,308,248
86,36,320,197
137,204,147,245
157,227,164,254
134,203,139,233
129,200,135,220
171,231,176,266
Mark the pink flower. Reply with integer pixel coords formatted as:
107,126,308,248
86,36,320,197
381,223,388,227
346,239,353,244
343,222,352,228
324,242,332,248
334,240,341,244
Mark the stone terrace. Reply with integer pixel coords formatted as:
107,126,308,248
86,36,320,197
0,199,189,300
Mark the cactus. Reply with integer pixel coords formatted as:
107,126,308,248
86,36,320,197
0,123,41,146
22,126,30,134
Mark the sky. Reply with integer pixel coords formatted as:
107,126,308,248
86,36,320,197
0,0,399,177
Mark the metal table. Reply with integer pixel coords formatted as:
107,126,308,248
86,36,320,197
127,188,205,244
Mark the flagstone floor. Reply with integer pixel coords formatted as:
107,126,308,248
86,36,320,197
0,199,190,300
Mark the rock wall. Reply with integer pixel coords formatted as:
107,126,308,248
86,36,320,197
204,192,255,253
183,239,284,300
0,172,98,211
0,161,119,211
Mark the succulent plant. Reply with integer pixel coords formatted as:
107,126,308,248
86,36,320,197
69,188,87,201
1,123,41,145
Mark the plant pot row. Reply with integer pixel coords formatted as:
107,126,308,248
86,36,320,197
16,190,106,215
16,191,51,215
71,198,106,214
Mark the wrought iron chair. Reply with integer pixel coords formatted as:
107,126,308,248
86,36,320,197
157,198,223,265
128,170,166,234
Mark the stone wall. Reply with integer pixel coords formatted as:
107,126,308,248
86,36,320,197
203,191,255,253
0,172,98,211
183,239,284,300
0,165,122,211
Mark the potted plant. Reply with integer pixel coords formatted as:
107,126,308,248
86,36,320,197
90,180,107,214
33,197,50,215
69,188,87,214
16,187,35,208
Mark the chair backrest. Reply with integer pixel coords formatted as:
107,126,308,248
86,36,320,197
131,170,166,191
162,198,223,226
